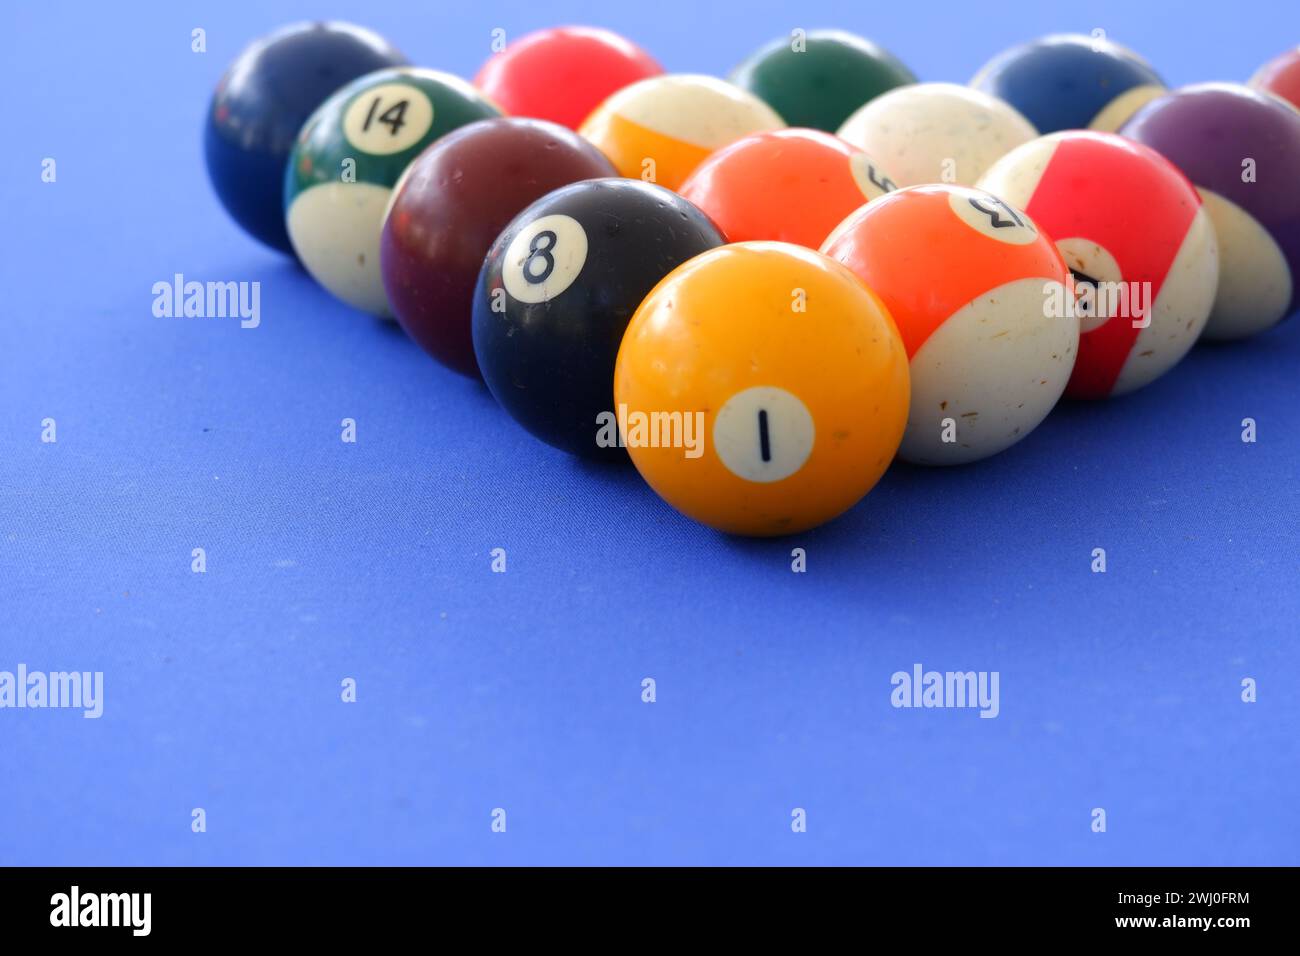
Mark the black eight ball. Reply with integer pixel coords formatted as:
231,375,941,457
472,178,725,459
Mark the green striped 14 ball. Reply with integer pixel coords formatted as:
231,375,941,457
284,67,500,315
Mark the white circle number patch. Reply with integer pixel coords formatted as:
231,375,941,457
344,83,435,155
713,386,815,483
849,153,898,201
949,188,1040,245
502,214,589,304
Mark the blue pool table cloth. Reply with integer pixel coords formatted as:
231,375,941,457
1,0,1297,866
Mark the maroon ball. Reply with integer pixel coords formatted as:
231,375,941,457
380,117,617,376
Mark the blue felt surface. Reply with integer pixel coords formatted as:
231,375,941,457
2,0,1298,866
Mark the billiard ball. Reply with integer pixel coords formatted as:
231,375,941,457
678,128,898,248
204,21,407,255
474,26,662,130
380,118,617,377
971,33,1165,134
578,74,785,190
729,29,915,133
837,83,1036,187
284,68,500,316
473,179,725,459
1121,83,1300,340
1250,47,1300,113
613,242,910,536
821,185,1075,466
977,131,1218,399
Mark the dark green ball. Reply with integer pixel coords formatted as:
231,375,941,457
731,30,916,133
284,67,500,315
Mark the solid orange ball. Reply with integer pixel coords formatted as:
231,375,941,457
613,242,910,536
679,128,898,247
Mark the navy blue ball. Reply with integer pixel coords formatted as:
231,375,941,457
972,34,1164,134
204,21,407,255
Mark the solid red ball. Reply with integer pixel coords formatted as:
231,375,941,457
474,26,663,130
1250,47,1300,113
